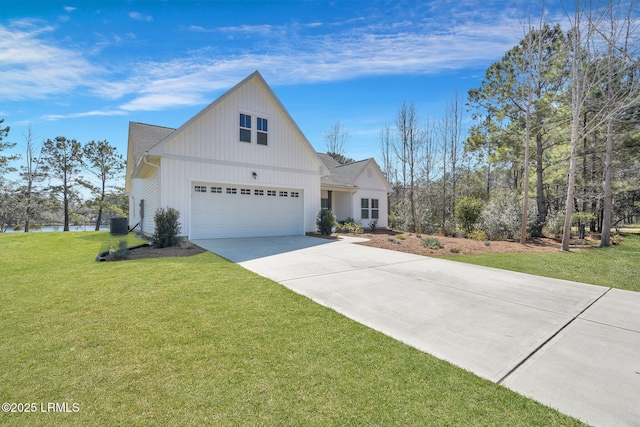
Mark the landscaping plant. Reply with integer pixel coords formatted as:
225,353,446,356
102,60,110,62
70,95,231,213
316,208,336,236
152,207,182,248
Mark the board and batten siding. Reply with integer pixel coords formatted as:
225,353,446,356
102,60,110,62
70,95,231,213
352,165,390,228
161,79,320,173
129,171,159,237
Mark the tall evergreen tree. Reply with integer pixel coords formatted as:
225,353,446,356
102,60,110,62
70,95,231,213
42,136,83,231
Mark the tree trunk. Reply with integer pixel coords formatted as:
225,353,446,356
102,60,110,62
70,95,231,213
561,122,580,251
532,133,546,237
600,117,614,247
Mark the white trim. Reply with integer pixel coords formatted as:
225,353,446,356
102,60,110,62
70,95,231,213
163,153,323,175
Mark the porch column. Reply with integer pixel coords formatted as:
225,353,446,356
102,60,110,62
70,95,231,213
327,190,332,210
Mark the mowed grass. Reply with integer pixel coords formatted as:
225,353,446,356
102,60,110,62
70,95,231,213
0,232,584,426
444,234,640,292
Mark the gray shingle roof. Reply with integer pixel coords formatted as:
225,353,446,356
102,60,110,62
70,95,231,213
318,153,370,187
129,122,175,166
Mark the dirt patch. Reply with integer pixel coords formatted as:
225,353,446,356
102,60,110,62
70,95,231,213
101,241,207,261
343,229,592,257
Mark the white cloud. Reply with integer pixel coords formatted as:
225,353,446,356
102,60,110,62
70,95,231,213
128,12,153,22
64,6,77,12
5,3,532,120
0,24,99,101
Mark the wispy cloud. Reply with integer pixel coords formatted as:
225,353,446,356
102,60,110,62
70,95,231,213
64,6,77,12
2,4,531,120
128,12,153,22
0,23,99,101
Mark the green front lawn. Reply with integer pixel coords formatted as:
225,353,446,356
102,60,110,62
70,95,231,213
1,232,583,426
444,234,640,292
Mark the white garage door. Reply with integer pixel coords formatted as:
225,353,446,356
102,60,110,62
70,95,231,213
190,182,304,239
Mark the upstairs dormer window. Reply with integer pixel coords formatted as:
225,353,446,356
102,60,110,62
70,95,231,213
239,113,251,143
257,117,268,146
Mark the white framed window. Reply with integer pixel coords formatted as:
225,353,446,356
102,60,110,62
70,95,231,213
371,199,379,219
254,189,264,196
257,117,268,146
211,187,222,193
239,113,251,143
291,192,300,198
226,187,237,194
267,190,276,197
279,191,288,197
194,185,207,193
361,198,369,219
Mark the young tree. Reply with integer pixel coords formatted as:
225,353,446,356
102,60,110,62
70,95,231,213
82,140,125,231
20,125,46,232
439,95,465,227
394,101,424,232
42,136,83,231
0,119,18,186
0,119,19,232
591,0,640,246
323,120,350,160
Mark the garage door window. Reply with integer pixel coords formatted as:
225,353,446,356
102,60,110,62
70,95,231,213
226,188,237,194
211,187,222,193
195,185,207,193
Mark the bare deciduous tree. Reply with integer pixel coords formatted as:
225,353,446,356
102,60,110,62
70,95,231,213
323,120,350,159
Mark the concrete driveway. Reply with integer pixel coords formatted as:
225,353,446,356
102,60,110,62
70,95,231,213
194,236,640,427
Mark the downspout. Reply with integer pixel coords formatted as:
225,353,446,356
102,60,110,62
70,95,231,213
142,152,160,237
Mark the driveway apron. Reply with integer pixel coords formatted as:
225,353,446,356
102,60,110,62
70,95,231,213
194,236,640,427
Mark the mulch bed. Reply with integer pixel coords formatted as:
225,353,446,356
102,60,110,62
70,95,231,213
100,242,207,261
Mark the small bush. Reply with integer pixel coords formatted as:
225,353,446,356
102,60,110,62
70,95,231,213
316,209,336,236
335,218,363,235
484,240,491,246
422,237,443,249
395,234,408,240
450,247,460,254
109,240,130,260
152,207,182,248
543,210,565,237
467,229,487,241
480,193,536,241
369,220,378,232
456,197,483,234
441,227,455,237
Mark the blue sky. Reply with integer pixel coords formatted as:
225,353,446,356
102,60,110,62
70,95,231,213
1,0,560,165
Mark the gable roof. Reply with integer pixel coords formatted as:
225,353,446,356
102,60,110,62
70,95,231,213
319,153,393,192
125,122,175,193
128,122,175,166
319,153,369,187
147,70,325,173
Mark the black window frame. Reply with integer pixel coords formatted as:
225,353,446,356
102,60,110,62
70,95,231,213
239,113,251,143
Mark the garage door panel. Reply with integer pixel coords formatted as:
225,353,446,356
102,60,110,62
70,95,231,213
191,183,303,239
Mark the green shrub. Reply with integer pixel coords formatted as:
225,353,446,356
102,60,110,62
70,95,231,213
450,247,460,254
110,240,130,260
455,197,483,234
395,234,408,240
441,227,455,237
480,193,536,241
316,209,336,236
422,237,443,249
152,207,182,248
543,209,565,237
346,221,363,234
369,219,378,232
467,229,487,241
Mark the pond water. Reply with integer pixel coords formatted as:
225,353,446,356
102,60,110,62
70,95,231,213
3,225,110,233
